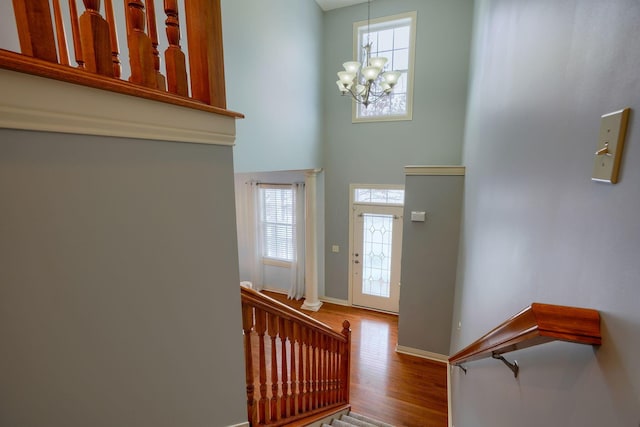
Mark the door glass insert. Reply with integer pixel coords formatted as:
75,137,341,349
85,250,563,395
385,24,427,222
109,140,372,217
361,213,393,298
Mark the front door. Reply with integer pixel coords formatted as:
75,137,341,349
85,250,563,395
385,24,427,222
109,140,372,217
351,204,403,313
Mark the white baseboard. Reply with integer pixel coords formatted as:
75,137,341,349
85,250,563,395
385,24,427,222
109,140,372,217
319,296,350,306
226,422,249,427
261,287,289,296
395,345,449,364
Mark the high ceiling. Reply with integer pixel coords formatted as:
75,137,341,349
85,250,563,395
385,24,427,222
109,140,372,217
314,0,368,12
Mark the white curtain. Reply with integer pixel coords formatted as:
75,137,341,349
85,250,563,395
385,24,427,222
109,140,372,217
288,183,306,300
246,181,264,290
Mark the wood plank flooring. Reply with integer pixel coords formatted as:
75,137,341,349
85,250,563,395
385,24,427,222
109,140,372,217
263,292,448,427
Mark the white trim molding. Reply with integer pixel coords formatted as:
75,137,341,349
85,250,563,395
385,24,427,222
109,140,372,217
301,169,323,312
404,166,465,176
319,296,351,307
226,422,250,427
395,345,449,363
0,69,236,146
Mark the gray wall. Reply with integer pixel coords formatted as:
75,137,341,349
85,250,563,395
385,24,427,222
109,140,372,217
222,0,324,173
398,174,463,355
0,130,247,427
450,0,640,426
323,0,473,300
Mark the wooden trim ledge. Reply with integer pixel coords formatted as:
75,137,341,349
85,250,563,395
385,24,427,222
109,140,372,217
449,303,601,366
404,166,465,176
0,68,237,146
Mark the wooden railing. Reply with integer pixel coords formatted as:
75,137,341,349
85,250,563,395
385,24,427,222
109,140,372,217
241,287,351,426
449,303,601,377
1,0,242,117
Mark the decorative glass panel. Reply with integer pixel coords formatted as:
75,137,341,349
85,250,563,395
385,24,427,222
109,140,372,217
355,188,404,205
361,213,393,298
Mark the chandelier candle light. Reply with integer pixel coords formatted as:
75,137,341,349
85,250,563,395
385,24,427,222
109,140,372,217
336,0,401,107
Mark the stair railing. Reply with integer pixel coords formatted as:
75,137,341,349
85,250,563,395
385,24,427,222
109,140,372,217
241,287,351,427
2,0,241,117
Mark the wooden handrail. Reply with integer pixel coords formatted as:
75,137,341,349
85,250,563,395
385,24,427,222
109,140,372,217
0,49,242,118
449,303,601,376
2,0,241,117
241,287,351,426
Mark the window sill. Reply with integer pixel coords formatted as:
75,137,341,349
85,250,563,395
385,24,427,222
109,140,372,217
262,258,292,268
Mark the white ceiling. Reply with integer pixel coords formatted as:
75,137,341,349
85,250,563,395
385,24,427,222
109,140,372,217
314,0,368,12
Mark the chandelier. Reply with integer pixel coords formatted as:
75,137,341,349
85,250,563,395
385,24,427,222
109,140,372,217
335,0,401,107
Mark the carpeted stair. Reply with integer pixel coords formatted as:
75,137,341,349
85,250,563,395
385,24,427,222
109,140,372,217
321,411,394,427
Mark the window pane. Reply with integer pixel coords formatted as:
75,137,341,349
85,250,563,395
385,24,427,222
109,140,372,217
390,93,407,115
261,187,295,261
394,26,410,49
393,48,409,71
377,29,394,51
354,13,415,121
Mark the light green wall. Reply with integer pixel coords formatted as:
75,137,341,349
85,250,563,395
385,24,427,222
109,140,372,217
450,1,640,425
323,0,473,299
222,0,324,173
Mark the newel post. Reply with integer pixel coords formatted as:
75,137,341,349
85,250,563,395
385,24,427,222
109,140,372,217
184,0,226,108
341,320,351,403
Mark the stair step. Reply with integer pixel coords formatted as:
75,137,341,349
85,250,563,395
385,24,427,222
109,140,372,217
325,412,395,427
347,412,394,427
340,414,379,427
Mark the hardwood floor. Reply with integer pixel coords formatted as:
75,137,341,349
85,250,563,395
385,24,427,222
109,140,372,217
263,292,448,427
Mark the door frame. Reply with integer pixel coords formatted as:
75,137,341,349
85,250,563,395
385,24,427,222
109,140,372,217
348,183,404,313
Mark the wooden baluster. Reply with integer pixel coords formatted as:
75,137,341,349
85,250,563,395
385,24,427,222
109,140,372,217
331,339,340,403
79,0,113,76
316,332,322,409
327,337,333,405
68,0,85,68
184,0,226,107
327,338,336,405
311,330,318,410
291,322,302,415
163,0,188,96
322,336,329,407
255,308,268,425
304,328,311,413
103,0,121,77
241,303,256,425
337,342,343,403
341,321,351,404
145,0,166,89
125,0,156,87
279,318,290,419
318,334,325,408
52,0,70,65
267,313,279,423
12,0,58,62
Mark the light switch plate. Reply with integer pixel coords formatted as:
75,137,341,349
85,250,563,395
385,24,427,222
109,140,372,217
592,108,630,184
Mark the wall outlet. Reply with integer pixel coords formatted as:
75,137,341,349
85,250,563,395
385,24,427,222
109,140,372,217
332,245,340,253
